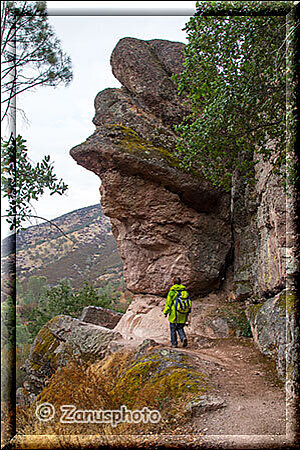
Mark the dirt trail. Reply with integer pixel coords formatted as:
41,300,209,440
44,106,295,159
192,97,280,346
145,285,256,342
158,334,287,437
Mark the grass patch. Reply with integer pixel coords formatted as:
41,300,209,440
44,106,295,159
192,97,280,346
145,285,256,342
17,347,210,435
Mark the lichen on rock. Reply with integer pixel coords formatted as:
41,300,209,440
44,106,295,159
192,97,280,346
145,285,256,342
99,344,211,410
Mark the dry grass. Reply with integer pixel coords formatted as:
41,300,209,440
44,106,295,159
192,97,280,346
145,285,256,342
16,349,206,436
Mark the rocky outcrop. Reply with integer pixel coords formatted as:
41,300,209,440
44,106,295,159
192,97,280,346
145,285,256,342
21,315,123,401
232,156,297,300
70,38,232,340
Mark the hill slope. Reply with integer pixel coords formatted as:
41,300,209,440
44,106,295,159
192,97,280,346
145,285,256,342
2,204,123,289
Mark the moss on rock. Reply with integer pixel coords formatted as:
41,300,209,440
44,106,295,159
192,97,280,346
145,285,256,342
246,303,264,323
112,347,210,409
29,316,64,372
108,123,182,169
107,124,203,180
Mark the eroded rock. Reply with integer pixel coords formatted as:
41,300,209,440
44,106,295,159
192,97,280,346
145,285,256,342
70,37,232,301
115,294,169,342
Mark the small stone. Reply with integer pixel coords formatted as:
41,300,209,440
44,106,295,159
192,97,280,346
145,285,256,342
186,395,227,417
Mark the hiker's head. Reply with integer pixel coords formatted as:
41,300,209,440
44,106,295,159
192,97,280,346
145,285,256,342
173,277,181,285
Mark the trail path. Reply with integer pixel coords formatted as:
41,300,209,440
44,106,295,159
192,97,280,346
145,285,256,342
158,334,287,437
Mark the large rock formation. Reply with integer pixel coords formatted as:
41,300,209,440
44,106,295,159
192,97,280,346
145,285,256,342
70,37,232,340
70,37,298,383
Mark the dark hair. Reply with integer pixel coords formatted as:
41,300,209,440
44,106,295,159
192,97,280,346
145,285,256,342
173,277,181,285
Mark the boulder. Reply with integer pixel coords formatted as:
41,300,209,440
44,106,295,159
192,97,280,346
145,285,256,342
111,343,211,409
21,315,123,400
246,289,297,378
81,306,123,329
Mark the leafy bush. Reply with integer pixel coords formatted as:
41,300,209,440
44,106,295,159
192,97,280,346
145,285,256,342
16,276,132,344
173,1,297,191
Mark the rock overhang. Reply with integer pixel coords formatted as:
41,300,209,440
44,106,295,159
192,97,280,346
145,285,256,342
70,125,229,216
70,37,232,297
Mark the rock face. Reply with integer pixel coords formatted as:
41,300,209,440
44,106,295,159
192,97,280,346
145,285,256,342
232,157,296,300
70,37,232,305
232,153,298,380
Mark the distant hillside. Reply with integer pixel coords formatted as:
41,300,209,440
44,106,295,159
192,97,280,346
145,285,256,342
1,204,124,290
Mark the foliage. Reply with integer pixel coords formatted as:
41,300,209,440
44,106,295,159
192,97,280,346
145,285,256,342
1,1,72,231
1,135,68,232
1,0,73,121
1,295,15,350
19,278,124,342
1,273,129,394
7,276,128,389
20,275,48,305
173,1,297,191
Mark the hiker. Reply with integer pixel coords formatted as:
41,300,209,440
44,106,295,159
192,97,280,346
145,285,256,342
163,277,191,348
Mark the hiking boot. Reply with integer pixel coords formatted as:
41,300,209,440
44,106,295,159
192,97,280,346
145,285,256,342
171,344,177,348
182,337,188,348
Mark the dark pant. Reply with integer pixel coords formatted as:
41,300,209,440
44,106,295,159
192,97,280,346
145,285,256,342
170,322,186,347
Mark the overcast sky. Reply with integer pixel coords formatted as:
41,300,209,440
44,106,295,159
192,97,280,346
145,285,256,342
1,1,197,237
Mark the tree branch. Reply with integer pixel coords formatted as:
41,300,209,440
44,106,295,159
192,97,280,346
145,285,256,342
1,214,77,244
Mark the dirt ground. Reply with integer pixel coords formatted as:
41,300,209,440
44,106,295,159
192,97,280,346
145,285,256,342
173,335,287,436
146,332,297,450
